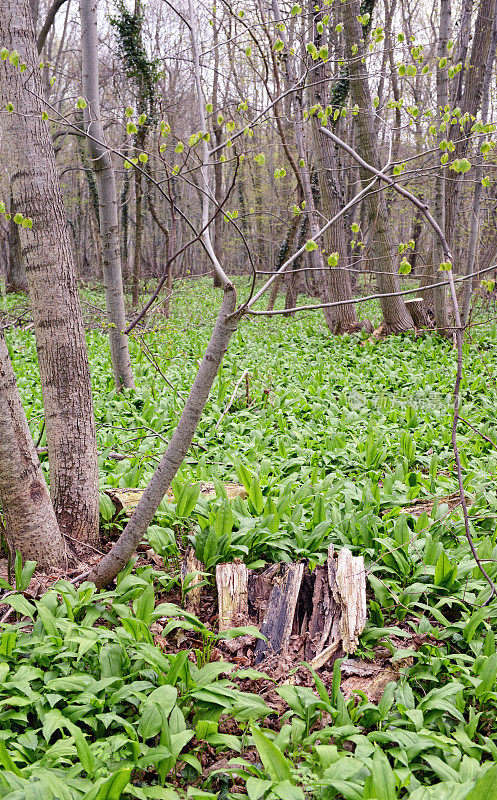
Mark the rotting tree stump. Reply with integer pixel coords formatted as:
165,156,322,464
180,547,204,615
216,560,249,630
214,546,367,670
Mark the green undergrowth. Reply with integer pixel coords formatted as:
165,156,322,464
2,278,497,797
0,556,497,799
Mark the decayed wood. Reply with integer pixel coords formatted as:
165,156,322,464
254,563,304,664
180,547,204,614
305,546,342,659
335,548,367,654
216,561,249,630
249,546,366,667
248,563,280,626
309,640,341,671
305,566,330,660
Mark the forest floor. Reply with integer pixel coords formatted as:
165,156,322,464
1,278,497,798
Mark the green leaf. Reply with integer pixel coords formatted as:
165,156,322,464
4,594,35,620
36,603,59,637
147,685,178,716
176,483,201,517
466,764,497,799
272,781,305,800
434,550,456,587
251,725,292,782
0,740,22,776
83,769,132,800
135,582,155,622
99,643,124,679
235,462,253,493
214,501,234,537
364,747,396,800
71,724,95,775
476,653,497,697
249,477,264,514
99,492,116,522
138,701,163,740
202,526,218,567
165,649,189,686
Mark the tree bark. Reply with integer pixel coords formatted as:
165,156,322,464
342,0,414,332
0,328,67,569
461,8,497,324
444,0,497,246
267,215,300,311
217,561,249,630
79,0,135,389
308,0,358,332
131,166,143,308
432,0,451,334
0,0,100,548
7,212,28,293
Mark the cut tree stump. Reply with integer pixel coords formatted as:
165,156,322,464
246,547,366,668
180,547,204,615
405,297,427,328
216,560,249,630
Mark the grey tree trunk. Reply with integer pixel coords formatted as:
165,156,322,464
79,0,135,389
7,212,28,293
0,328,67,569
444,0,497,246
431,0,451,333
308,0,358,332
342,0,414,333
131,167,143,308
0,0,100,549
461,8,497,324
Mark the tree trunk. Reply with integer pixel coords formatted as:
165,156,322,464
308,0,358,332
0,0,100,549
444,0,497,247
132,166,143,307
217,561,249,630
461,7,497,324
311,127,358,332
0,328,67,569
432,0,451,333
211,7,224,289
6,212,28,293
79,0,135,390
342,0,414,333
